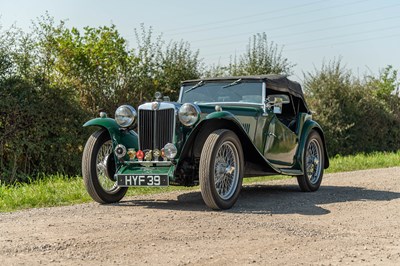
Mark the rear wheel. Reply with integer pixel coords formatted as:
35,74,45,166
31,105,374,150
82,129,128,203
297,130,324,192
199,129,244,210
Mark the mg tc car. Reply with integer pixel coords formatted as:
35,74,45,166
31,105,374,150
82,75,329,210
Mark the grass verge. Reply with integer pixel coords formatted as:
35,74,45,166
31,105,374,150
1,150,399,213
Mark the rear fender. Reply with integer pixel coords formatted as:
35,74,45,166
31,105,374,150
296,120,329,170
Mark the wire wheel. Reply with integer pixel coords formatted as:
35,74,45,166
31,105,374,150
305,138,322,185
96,140,118,192
297,130,324,192
82,129,127,203
199,129,244,210
214,141,240,200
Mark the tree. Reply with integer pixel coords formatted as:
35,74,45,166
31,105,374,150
132,25,202,102
367,65,399,98
205,32,294,77
51,24,137,114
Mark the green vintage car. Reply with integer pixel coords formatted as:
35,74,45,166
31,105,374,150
82,75,329,210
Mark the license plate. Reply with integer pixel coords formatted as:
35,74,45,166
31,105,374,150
116,174,169,187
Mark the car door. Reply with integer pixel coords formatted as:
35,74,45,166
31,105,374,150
263,111,298,167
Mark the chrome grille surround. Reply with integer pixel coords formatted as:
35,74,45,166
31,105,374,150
138,102,176,151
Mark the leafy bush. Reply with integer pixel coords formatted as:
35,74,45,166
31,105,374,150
0,77,90,183
304,60,400,155
0,19,91,183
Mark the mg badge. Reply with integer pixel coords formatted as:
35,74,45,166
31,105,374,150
151,101,159,110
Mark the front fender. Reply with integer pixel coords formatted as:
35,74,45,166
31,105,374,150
83,118,139,150
178,111,243,159
296,120,329,170
205,110,236,120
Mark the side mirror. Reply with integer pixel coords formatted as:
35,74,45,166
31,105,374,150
264,94,290,115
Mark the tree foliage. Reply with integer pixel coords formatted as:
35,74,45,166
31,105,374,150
46,23,201,113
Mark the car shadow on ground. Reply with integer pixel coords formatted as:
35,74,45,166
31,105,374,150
112,183,400,215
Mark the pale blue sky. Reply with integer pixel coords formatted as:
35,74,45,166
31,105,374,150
1,0,399,82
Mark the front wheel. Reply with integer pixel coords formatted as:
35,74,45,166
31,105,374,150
297,130,325,192
199,129,244,210
82,129,128,203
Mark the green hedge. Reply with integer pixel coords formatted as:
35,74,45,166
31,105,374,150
0,77,90,183
304,62,400,155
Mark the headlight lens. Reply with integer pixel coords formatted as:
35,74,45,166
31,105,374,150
178,103,200,126
115,105,137,128
163,143,177,159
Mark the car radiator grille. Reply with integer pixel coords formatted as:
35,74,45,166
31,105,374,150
138,108,175,150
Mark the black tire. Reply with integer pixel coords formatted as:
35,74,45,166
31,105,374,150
199,129,244,210
297,130,324,192
82,129,128,203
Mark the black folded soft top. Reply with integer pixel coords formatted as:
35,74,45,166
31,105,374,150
182,74,308,110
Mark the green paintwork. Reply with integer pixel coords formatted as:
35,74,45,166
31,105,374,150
179,105,260,150
205,110,235,119
83,117,139,163
294,117,327,171
198,104,262,117
200,105,262,141
263,115,298,167
188,103,328,176
190,105,285,174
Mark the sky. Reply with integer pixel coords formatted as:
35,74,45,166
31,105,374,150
1,0,399,82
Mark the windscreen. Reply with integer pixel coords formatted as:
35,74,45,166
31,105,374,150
180,81,263,104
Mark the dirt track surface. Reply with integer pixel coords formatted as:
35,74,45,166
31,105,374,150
1,167,400,265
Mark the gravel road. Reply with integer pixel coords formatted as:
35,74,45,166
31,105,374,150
1,167,400,265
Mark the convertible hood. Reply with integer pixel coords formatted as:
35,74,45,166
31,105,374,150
182,74,309,112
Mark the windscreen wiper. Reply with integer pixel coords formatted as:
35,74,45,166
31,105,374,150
185,80,205,93
222,78,242,88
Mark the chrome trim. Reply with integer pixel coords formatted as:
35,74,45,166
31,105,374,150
139,102,176,111
115,105,137,128
178,103,201,126
197,102,263,107
153,106,157,148
262,82,266,103
137,102,176,150
262,82,268,116
178,86,184,103
123,160,173,166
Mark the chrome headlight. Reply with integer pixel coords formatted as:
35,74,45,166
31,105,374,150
178,103,200,126
115,105,137,128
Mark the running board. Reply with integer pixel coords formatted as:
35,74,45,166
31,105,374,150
280,169,303,176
